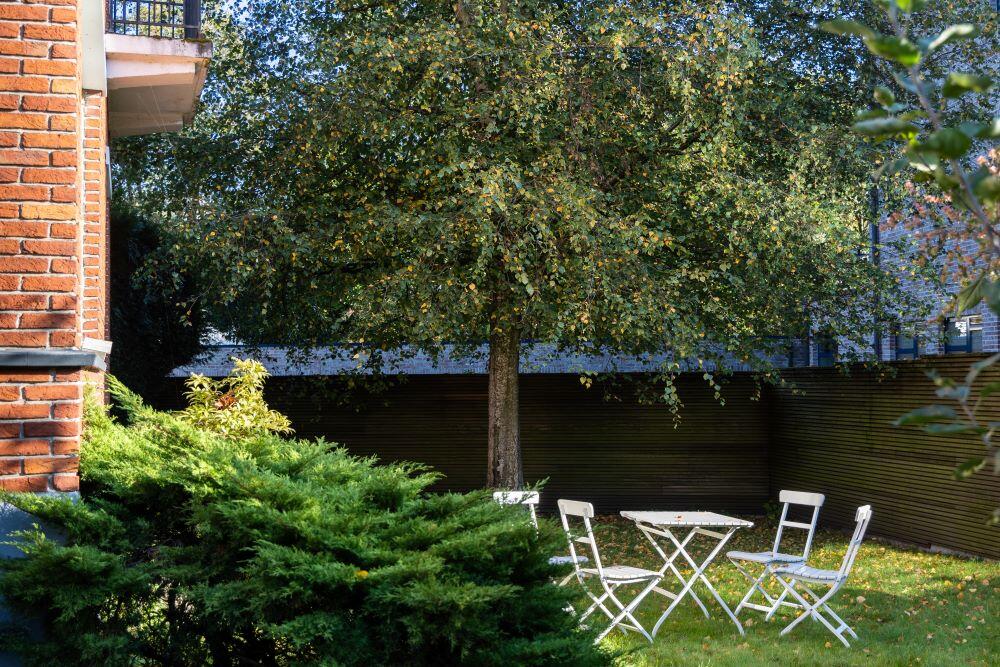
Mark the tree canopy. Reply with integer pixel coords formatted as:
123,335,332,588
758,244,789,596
115,0,932,485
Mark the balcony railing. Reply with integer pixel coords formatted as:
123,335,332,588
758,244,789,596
107,0,201,39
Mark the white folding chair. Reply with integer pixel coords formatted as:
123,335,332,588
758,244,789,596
728,489,825,620
558,499,662,643
492,490,587,585
772,505,873,647
493,490,540,528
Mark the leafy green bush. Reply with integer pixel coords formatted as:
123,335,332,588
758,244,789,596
178,358,293,437
0,378,606,666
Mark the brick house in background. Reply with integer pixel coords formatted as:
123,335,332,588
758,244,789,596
877,215,998,361
0,1,210,493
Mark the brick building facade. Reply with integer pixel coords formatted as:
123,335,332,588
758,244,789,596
878,218,998,360
0,0,209,494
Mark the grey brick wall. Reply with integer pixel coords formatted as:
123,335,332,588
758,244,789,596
878,213,997,360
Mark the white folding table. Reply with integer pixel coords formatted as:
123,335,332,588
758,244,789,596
620,510,753,636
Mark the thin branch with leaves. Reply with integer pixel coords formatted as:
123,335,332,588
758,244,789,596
822,0,999,522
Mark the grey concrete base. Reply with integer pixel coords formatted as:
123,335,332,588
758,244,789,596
0,498,72,666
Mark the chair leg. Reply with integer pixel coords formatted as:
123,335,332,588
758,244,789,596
807,599,851,647
765,580,794,621
802,584,857,642
608,583,632,637
595,578,660,644
776,578,855,648
559,571,592,616
577,574,617,624
580,589,615,623
774,575,816,637
731,560,778,617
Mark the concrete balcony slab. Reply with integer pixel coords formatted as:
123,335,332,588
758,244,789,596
104,33,212,137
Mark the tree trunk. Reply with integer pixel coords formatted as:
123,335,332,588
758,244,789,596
487,325,523,489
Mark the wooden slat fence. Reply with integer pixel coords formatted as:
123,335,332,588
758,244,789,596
151,355,1000,557
260,374,771,515
770,355,999,558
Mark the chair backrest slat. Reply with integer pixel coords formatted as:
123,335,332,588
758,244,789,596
558,498,594,518
493,490,540,528
779,490,825,507
771,489,825,559
493,490,539,505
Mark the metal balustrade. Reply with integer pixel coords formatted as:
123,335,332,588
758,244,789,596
107,0,201,39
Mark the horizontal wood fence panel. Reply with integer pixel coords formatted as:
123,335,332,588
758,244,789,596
770,356,1000,558
151,354,999,557
154,374,770,515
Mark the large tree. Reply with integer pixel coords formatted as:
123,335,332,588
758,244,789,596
116,0,923,488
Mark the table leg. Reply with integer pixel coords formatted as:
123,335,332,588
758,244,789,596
635,524,710,618
664,527,746,636
650,534,712,637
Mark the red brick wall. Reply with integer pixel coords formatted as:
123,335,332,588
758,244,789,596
0,0,106,493
0,368,80,491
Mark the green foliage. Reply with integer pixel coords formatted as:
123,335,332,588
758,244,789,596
115,0,921,381
822,3,997,210
108,204,204,401
941,72,993,99
893,403,958,425
0,381,606,666
823,0,999,522
924,22,979,54
111,1,936,485
852,117,919,138
177,357,293,437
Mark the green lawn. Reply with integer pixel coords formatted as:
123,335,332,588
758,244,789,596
567,516,998,666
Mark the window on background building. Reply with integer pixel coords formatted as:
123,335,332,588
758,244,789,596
944,315,984,354
894,329,919,360
817,335,837,367
787,336,809,367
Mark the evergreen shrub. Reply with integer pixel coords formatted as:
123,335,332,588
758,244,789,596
0,377,606,666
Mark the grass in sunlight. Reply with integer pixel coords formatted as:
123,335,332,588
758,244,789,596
562,516,999,666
